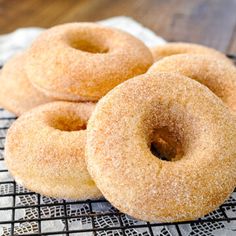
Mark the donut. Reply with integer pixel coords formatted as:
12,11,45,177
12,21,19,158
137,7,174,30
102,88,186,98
148,54,236,113
25,23,153,101
151,42,231,62
0,53,55,116
5,101,102,200
86,72,236,222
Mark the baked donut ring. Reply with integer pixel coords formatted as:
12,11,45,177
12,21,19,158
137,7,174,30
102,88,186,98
0,53,55,116
5,101,102,200
151,42,231,62
86,72,236,222
25,23,153,101
148,54,236,113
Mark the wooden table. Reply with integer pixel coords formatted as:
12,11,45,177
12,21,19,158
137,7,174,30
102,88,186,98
0,0,236,54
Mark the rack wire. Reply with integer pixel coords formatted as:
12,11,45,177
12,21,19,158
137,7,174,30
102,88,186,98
0,55,236,236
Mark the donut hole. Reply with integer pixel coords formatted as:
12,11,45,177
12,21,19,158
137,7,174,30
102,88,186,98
150,128,183,161
70,38,109,54
48,115,87,131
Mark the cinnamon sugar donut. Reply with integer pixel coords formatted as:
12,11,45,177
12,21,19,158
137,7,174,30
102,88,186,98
25,23,153,101
0,53,55,116
148,54,236,113
86,72,236,222
5,101,102,200
151,42,231,62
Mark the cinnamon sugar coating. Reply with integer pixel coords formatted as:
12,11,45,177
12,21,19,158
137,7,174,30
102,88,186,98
5,102,102,200
86,72,236,222
0,53,55,116
25,23,153,101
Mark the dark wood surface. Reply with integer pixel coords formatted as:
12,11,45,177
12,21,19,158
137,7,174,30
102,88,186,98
0,0,236,53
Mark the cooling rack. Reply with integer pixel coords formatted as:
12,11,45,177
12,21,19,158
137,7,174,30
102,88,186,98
0,55,236,236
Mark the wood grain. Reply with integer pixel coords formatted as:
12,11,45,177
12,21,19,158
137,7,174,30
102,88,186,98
0,0,236,53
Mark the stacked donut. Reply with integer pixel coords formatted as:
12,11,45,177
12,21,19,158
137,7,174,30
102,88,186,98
2,22,236,223
0,23,153,115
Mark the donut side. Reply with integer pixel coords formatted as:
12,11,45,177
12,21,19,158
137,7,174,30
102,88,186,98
150,42,231,63
0,53,55,115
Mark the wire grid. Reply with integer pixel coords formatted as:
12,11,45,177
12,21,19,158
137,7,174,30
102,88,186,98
0,55,236,236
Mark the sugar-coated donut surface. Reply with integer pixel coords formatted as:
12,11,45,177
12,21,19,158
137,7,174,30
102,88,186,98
148,54,236,113
5,101,102,200
151,42,231,62
0,53,55,116
86,72,236,222
25,22,153,101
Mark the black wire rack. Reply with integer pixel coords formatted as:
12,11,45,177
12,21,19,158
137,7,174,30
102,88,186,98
0,55,236,236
